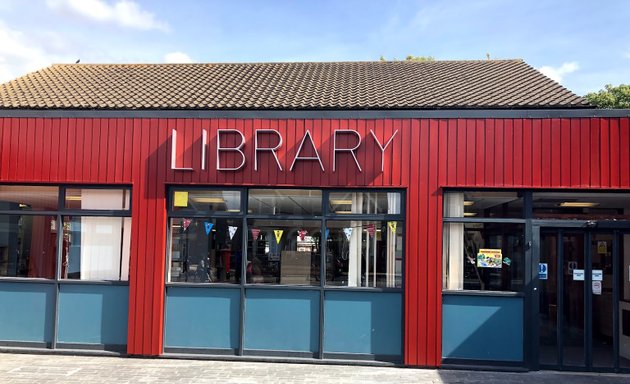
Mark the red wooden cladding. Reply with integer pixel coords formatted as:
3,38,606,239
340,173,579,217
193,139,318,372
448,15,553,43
0,117,629,366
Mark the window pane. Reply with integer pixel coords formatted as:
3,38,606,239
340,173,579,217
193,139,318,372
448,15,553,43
0,185,59,211
0,215,56,278
329,192,401,215
246,219,321,285
62,216,131,281
533,192,630,220
248,189,322,215
65,188,130,210
443,222,524,291
326,220,403,288
444,191,523,218
169,218,242,283
172,190,241,213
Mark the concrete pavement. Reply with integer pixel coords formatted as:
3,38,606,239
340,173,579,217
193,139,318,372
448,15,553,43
1,352,630,383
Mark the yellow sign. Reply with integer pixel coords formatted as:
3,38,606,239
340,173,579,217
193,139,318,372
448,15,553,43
173,191,189,207
274,229,284,244
597,241,607,254
477,248,502,268
388,221,397,233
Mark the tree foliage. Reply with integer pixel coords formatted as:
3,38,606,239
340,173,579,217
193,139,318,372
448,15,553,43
379,55,435,62
584,84,630,109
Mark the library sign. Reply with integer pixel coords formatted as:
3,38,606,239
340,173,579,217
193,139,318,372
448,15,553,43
171,128,398,173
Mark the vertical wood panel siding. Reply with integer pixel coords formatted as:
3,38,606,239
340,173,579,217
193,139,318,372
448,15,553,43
0,117,629,365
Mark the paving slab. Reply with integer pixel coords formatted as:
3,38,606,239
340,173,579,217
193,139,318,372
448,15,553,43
1,352,630,383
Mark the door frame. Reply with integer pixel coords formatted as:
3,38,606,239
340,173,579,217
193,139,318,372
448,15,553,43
530,221,628,372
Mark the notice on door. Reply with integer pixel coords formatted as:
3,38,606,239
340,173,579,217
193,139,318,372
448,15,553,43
477,249,502,268
573,269,585,281
592,269,603,281
539,263,548,280
592,280,602,295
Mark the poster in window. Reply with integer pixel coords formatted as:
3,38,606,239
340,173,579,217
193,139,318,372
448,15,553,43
476,248,502,268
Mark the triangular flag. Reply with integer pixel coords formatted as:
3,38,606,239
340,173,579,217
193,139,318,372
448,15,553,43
274,229,284,244
297,230,307,241
388,221,397,234
182,218,191,231
325,229,330,239
204,222,214,235
343,227,352,240
228,226,238,240
251,228,260,240
367,223,376,237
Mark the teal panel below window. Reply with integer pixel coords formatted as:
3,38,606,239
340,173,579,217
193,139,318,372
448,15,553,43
442,294,523,361
244,289,319,353
165,287,240,350
57,284,128,345
0,282,54,343
324,291,402,356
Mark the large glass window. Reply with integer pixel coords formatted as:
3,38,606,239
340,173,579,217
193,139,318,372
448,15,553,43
0,185,132,281
326,220,403,288
169,217,242,283
532,192,630,220
246,219,321,285
167,188,404,289
443,191,525,292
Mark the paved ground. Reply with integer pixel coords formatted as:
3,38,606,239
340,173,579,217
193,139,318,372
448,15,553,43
1,352,630,383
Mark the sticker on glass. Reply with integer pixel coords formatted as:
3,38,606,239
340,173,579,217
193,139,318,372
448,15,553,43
173,191,189,207
476,248,502,268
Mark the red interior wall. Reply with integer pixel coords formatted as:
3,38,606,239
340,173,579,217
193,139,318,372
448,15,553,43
0,116,628,366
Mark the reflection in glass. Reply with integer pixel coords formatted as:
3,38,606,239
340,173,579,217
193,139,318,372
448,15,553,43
0,185,59,211
0,215,56,278
533,192,630,220
329,192,401,215
444,191,522,218
246,219,320,285
248,189,322,215
169,218,242,283
443,223,524,291
539,233,558,366
62,216,131,281
172,190,241,212
326,220,403,288
65,188,130,210
561,233,585,367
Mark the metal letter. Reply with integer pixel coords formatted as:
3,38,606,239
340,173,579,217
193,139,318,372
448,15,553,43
255,129,283,171
201,129,207,170
289,130,324,171
217,129,246,171
170,129,193,171
333,129,362,172
370,129,398,172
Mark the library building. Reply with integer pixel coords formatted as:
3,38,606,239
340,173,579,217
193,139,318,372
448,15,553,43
0,60,629,372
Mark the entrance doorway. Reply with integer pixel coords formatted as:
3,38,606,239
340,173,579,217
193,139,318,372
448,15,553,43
536,229,630,371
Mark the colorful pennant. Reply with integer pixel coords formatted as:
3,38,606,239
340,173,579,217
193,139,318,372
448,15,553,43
274,229,284,244
228,226,238,240
367,223,376,237
297,230,307,241
343,227,353,240
204,221,214,235
182,218,192,231
325,229,330,239
251,228,261,240
388,221,397,234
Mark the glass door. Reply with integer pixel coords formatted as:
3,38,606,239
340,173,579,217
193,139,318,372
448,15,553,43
537,229,621,371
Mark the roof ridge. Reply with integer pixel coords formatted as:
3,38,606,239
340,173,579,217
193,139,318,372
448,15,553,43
49,59,525,67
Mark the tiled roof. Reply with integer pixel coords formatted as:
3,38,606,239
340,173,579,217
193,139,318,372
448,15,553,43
0,60,588,110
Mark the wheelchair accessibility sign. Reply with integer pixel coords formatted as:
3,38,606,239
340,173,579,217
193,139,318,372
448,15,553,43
539,263,548,280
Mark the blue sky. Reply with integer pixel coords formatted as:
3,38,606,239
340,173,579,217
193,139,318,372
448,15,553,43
0,0,628,95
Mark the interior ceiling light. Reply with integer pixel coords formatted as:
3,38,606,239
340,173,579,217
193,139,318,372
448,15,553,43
463,212,477,217
335,210,353,214
192,197,225,204
330,199,353,205
559,202,599,208
65,195,82,201
463,201,474,206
